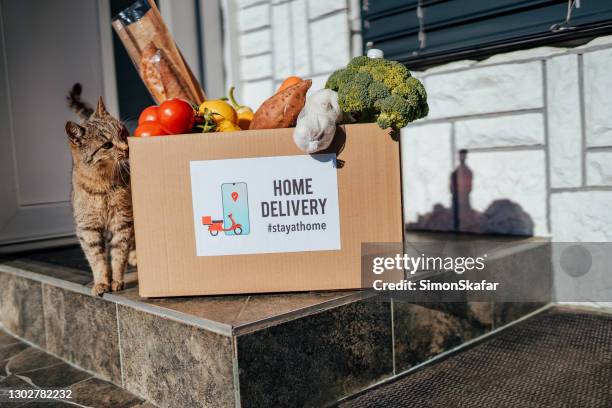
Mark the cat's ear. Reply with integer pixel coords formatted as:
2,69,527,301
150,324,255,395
93,96,108,117
65,121,85,146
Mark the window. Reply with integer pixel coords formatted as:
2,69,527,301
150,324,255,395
362,0,612,69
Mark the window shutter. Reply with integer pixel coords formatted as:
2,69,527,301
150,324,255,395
362,0,612,68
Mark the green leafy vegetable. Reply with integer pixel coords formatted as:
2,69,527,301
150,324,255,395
325,56,428,131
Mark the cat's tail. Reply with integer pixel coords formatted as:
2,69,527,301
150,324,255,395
67,83,94,122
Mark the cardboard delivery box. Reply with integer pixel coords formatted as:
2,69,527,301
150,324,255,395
129,123,402,297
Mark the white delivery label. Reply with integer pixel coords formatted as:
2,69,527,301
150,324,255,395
190,154,341,256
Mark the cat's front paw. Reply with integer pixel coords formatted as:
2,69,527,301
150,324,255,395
92,282,111,296
111,280,125,292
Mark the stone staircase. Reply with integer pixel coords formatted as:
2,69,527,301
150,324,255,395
0,233,551,407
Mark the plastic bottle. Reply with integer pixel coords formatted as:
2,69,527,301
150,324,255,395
367,48,384,59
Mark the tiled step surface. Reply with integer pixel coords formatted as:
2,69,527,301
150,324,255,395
0,233,552,408
0,331,149,407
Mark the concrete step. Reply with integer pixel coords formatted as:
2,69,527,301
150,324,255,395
0,233,552,408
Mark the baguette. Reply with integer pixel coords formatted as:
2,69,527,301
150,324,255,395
113,0,206,104
140,43,191,102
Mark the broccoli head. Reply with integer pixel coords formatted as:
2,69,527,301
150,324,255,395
325,56,428,131
368,80,390,101
346,55,371,70
361,58,410,90
336,71,373,113
375,94,420,130
325,68,351,91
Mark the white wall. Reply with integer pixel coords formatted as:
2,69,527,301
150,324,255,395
224,0,362,109
402,37,612,240
401,36,612,309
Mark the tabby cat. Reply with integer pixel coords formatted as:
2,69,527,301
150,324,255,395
65,84,134,296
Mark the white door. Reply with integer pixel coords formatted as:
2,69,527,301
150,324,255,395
0,0,221,249
0,0,112,246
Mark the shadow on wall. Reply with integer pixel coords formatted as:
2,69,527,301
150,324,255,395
407,149,535,236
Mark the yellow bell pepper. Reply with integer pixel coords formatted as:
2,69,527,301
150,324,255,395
198,100,237,125
229,86,254,130
216,119,242,132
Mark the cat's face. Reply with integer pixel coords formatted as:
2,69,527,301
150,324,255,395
65,98,129,172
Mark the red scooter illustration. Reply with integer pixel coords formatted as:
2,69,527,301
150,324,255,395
202,213,243,236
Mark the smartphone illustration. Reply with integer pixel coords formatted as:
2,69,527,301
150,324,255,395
221,182,250,236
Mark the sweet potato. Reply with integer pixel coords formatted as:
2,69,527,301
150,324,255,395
249,79,312,130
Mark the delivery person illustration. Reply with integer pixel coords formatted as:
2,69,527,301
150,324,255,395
202,182,250,236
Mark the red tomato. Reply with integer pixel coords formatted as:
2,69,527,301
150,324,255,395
138,106,159,125
134,121,168,137
158,98,195,134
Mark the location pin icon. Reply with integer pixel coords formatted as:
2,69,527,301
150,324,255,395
231,191,238,202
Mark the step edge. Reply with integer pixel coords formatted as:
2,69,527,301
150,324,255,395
0,263,234,337
0,263,91,296
106,292,234,337
232,291,377,336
